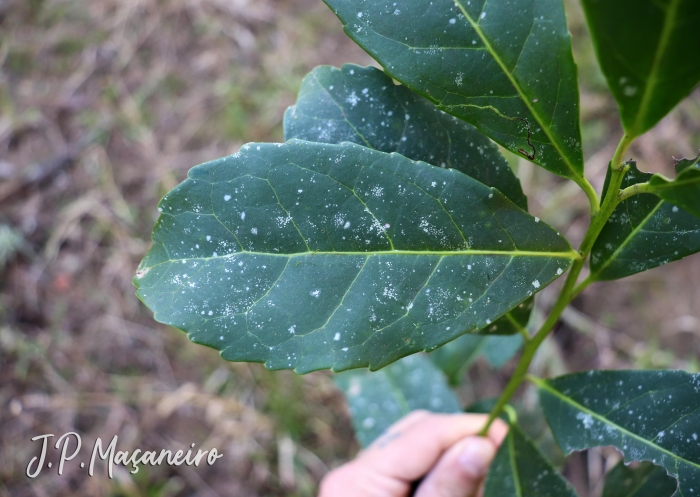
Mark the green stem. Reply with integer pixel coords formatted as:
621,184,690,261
611,134,633,171
619,181,651,201
478,161,629,435
578,176,601,216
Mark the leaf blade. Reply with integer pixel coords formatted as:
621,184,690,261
602,460,678,497
590,161,700,281
323,0,585,180
135,141,575,373
484,423,578,497
536,370,700,496
581,0,700,137
335,354,462,447
284,64,528,210
648,154,700,219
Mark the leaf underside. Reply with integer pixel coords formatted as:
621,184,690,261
284,64,528,210
323,0,585,180
590,161,700,281
538,370,700,496
135,141,574,373
581,0,700,138
602,460,678,497
649,154,700,220
484,423,578,497
335,354,461,447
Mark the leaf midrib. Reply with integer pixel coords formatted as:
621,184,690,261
591,196,664,279
628,0,681,137
140,248,579,271
454,0,582,179
536,379,700,473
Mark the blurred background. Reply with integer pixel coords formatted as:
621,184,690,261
1,0,699,495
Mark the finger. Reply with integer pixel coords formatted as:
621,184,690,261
318,461,404,497
357,413,493,482
485,418,509,446
413,436,496,497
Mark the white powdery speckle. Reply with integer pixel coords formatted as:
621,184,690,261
334,332,341,341
224,194,232,201
310,289,321,298
576,412,594,430
240,212,246,220
532,280,540,289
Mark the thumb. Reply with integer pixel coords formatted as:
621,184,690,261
414,436,496,497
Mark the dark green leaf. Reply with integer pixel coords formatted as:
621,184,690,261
536,370,700,496
602,460,677,497
284,64,528,210
648,154,700,219
323,0,585,181
484,423,578,497
135,140,575,373
429,333,484,383
429,333,524,384
590,161,700,281
335,354,461,447
481,334,525,368
581,0,700,138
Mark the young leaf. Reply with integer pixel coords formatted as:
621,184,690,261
590,161,700,280
647,154,700,219
429,333,524,384
536,370,700,496
323,0,586,181
581,0,700,138
602,460,678,497
284,64,528,210
135,141,576,373
483,423,578,497
335,354,461,447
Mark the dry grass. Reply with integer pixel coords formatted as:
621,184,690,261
1,0,698,496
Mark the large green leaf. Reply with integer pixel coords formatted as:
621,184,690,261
647,154,700,219
581,0,700,138
284,64,528,210
135,140,575,373
536,370,700,496
484,423,578,497
602,460,678,497
323,0,585,181
335,354,461,447
590,161,700,281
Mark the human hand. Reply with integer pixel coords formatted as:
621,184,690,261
318,410,508,497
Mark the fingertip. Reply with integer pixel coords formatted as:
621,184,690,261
486,418,509,446
457,436,497,479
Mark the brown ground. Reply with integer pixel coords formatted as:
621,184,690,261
1,0,698,496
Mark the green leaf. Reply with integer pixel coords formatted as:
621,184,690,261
581,0,700,138
590,161,700,280
429,333,524,384
602,460,678,497
135,140,576,373
323,0,585,181
484,423,578,497
284,64,528,210
536,370,700,496
647,154,700,219
335,354,461,447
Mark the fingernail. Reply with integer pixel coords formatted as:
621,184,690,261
458,437,495,478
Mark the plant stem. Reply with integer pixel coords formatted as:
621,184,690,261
478,162,629,435
619,181,651,201
578,177,601,216
611,134,633,171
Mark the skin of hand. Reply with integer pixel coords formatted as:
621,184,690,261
318,411,508,497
